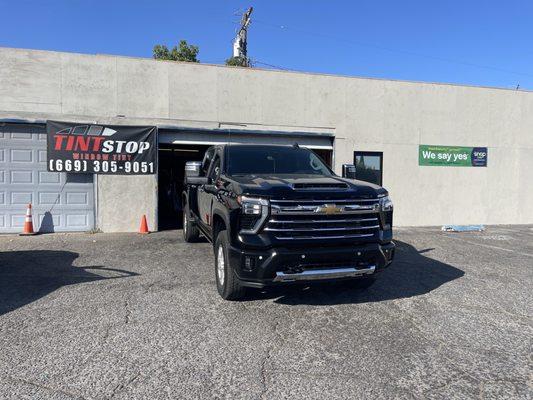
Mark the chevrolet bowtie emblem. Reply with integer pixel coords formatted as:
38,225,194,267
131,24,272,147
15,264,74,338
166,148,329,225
316,204,342,214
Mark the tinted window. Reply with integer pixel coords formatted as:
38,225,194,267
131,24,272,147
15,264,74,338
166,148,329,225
202,147,215,174
208,156,221,179
72,125,89,135
227,146,332,176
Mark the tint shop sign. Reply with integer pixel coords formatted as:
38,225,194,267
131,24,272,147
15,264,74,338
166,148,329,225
419,145,488,167
47,121,157,174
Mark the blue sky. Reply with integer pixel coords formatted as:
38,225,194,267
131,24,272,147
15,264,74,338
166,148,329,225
2,0,532,89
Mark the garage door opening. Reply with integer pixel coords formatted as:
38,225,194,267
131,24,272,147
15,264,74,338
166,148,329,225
158,144,209,230
157,145,333,230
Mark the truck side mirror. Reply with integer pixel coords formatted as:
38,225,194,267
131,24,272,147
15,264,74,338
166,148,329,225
342,164,357,179
185,161,203,177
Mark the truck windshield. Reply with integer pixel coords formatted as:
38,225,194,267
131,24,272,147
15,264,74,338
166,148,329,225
226,146,332,176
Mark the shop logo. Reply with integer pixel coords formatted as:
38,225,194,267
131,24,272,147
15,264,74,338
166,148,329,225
53,125,150,154
471,147,488,167
56,125,117,137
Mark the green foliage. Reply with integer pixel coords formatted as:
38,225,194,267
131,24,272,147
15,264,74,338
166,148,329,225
225,56,250,67
153,40,199,62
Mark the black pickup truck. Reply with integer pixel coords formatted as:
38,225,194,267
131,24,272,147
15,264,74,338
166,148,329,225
182,144,395,300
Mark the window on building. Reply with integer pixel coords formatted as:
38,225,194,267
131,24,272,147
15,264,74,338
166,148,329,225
354,151,383,186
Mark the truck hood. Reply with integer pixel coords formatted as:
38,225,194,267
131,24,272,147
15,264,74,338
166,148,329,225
224,174,386,199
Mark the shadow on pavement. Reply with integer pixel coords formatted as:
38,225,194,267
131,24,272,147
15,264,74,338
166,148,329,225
246,240,465,305
0,250,139,316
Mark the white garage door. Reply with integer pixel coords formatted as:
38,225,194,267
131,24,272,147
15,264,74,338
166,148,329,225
0,123,95,233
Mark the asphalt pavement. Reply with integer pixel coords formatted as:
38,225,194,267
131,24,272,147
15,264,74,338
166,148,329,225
0,226,532,399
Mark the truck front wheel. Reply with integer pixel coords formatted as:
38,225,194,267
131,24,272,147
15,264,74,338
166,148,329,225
215,230,246,300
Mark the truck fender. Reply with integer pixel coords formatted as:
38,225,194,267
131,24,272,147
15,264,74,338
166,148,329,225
212,209,231,242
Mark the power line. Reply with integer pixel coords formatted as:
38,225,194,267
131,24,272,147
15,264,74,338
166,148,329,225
252,60,291,71
254,19,533,79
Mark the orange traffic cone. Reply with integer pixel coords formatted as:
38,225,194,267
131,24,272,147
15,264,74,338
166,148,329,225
20,203,37,236
139,215,149,234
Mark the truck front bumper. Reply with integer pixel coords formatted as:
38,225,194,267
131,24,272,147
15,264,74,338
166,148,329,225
227,241,395,288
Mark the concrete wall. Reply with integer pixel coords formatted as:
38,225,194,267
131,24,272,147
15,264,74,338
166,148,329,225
96,175,157,233
334,80,533,226
1,47,532,228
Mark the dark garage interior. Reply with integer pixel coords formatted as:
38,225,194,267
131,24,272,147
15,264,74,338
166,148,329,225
157,144,333,231
158,144,209,230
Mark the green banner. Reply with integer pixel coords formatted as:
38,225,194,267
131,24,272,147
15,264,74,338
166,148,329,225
419,145,487,167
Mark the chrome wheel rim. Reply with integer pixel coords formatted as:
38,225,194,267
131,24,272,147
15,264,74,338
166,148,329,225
217,245,225,285
183,212,187,235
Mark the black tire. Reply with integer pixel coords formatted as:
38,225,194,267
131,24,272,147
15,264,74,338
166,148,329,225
352,275,377,290
214,230,246,300
182,204,200,242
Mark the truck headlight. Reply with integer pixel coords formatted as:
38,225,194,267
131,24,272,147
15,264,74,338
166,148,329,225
237,196,269,233
238,196,269,214
379,195,393,212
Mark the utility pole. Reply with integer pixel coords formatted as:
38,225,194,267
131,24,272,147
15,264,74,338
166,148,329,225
233,7,253,66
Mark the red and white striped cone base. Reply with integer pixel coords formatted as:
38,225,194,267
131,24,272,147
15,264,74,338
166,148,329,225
20,203,37,236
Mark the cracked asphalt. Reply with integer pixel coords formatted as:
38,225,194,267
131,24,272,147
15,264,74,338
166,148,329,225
0,226,532,399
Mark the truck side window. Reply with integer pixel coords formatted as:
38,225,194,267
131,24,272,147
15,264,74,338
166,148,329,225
208,156,221,180
202,147,215,175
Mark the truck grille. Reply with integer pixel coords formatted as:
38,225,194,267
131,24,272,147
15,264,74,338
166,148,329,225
265,198,381,240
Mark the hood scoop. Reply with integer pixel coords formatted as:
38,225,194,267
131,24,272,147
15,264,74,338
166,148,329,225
292,182,349,190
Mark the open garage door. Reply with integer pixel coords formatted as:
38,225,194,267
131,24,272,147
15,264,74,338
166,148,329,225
157,128,334,230
158,144,209,230
0,123,95,233
158,127,334,151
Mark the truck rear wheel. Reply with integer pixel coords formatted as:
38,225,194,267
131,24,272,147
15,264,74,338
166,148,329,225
182,205,200,242
215,230,246,300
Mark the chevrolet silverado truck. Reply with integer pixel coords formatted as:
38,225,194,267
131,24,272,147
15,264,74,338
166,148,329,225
182,144,395,300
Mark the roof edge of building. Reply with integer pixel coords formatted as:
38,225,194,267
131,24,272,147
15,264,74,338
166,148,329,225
1,45,531,94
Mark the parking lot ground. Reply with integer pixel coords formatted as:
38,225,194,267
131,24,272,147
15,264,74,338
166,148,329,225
0,226,532,400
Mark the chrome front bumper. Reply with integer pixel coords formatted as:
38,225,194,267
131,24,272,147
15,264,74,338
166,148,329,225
272,265,376,283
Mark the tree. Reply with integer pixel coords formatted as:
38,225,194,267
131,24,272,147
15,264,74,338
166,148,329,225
225,56,251,67
153,40,199,62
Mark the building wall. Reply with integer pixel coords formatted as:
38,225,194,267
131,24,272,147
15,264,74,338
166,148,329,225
1,47,532,228
96,175,157,233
